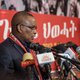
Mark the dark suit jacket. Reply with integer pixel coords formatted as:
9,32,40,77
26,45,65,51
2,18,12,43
0,38,39,80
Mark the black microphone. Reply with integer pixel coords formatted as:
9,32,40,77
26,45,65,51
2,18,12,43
29,42,51,53
52,43,67,53
65,41,78,53
29,43,45,51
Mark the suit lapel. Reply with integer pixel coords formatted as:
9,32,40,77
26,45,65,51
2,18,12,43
13,43,24,56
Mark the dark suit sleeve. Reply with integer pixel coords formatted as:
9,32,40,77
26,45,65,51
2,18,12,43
0,44,31,80
0,44,16,80
0,45,12,68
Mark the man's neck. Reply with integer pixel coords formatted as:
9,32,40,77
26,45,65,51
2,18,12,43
12,33,24,42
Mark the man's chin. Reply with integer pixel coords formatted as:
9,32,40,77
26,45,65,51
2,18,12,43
29,39,34,42
25,37,34,42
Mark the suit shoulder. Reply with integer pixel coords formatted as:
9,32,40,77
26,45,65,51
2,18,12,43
0,38,14,48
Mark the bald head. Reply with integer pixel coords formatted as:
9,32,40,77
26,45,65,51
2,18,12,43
11,11,37,42
11,11,34,27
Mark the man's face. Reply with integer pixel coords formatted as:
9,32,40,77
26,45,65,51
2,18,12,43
19,16,37,42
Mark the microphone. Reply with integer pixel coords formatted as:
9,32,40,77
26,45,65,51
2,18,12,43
21,53,35,68
64,48,76,59
52,43,67,53
65,41,78,49
29,42,51,53
21,53,40,80
65,41,79,55
58,47,80,71
65,41,80,60
76,46,80,55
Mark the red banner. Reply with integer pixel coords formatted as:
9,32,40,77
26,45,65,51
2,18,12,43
0,10,16,42
0,10,80,47
1,10,80,75
32,13,80,47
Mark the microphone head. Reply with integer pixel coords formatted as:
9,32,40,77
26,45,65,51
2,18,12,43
64,48,76,59
29,42,51,53
52,44,67,53
25,41,42,51
66,41,78,52
29,42,39,51
76,46,80,54
23,53,34,61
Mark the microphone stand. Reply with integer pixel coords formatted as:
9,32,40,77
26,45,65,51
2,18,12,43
28,42,80,80
70,69,79,80
44,63,53,80
36,51,53,80
52,51,80,80
63,61,72,80
62,61,79,80
52,51,80,70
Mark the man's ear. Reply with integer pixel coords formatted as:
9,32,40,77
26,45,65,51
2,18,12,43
17,25,23,33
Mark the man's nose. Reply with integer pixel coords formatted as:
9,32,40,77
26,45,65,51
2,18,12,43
33,29,37,35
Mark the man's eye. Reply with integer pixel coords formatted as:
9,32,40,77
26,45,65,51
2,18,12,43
28,26,37,30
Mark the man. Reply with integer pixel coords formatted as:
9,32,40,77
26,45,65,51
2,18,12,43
0,11,40,80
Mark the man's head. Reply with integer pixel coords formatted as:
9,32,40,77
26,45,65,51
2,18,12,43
11,11,37,42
